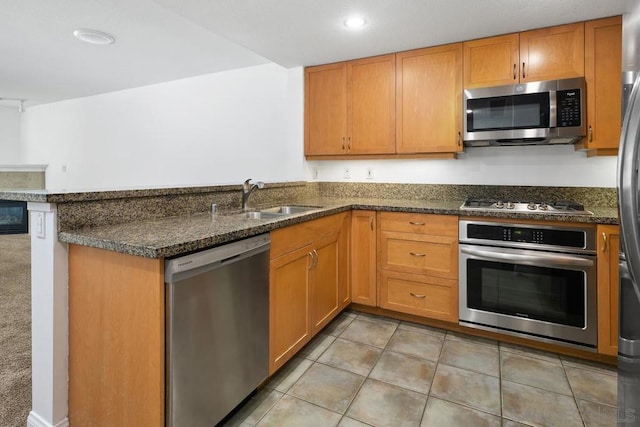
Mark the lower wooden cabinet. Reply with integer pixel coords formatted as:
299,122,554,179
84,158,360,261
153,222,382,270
351,210,377,306
269,212,350,374
377,212,459,323
597,224,620,356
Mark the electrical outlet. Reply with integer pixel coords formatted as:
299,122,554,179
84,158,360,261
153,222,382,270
343,167,351,179
61,165,67,173
312,167,319,179
366,168,374,180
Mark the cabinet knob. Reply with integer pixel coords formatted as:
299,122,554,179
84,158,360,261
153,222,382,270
522,62,526,79
589,126,593,143
410,292,426,299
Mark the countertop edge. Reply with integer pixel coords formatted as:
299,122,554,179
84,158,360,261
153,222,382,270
58,201,618,259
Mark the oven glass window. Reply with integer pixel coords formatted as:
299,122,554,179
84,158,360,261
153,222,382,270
466,260,585,327
466,92,551,131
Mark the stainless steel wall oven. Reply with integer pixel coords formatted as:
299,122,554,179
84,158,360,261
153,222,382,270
459,220,597,350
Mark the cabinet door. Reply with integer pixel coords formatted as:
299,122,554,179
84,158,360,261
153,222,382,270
348,54,396,154
597,224,620,356
396,43,463,153
519,22,584,82
338,212,351,309
310,234,341,335
305,63,347,155
350,210,377,306
463,33,520,88
584,16,622,153
269,246,312,374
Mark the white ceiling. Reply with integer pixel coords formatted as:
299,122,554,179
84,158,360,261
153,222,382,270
0,0,629,108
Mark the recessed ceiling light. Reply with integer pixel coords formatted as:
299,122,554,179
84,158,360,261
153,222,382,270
344,17,367,29
73,29,115,45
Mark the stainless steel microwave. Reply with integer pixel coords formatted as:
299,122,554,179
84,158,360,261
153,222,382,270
463,77,586,146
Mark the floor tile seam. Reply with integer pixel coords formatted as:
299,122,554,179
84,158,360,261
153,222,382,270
443,336,501,356
383,348,440,366
354,313,401,328
501,377,576,399
498,345,562,365
436,359,501,379
397,321,447,339
334,332,391,350
444,333,500,350
418,328,451,426
308,359,369,383
560,358,595,425
561,360,619,378
267,357,314,393
424,394,505,421
246,388,286,426
278,390,346,419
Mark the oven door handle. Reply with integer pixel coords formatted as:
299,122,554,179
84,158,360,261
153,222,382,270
460,246,594,268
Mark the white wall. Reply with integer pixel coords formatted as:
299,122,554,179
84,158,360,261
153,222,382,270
20,61,617,190
307,145,618,187
20,63,305,190
0,105,21,163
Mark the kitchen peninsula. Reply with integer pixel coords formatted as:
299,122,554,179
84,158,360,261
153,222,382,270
1,180,618,426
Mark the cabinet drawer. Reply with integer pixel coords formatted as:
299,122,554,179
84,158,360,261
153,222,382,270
271,212,347,259
379,231,458,279
379,270,458,322
379,212,458,236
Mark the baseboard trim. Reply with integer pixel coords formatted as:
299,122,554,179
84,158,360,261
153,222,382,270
27,412,69,427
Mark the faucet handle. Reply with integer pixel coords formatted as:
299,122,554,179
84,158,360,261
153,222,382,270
256,181,265,189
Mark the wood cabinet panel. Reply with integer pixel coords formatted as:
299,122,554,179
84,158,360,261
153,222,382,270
305,63,347,155
351,211,377,306
584,16,622,154
379,270,458,322
310,234,341,334
463,33,520,88
379,231,458,279
348,55,396,154
269,246,312,373
270,213,345,258
597,224,620,356
396,43,463,153
68,244,164,427
379,211,458,236
519,22,584,82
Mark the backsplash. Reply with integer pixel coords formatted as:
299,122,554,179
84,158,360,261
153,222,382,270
317,183,617,208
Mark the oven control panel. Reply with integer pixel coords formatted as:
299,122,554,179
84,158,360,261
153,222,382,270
465,223,586,249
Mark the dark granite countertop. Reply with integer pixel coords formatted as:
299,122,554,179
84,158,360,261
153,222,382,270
58,197,618,259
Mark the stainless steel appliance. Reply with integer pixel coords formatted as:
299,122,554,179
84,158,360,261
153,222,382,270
463,77,586,146
618,2,640,422
165,234,270,427
460,198,593,216
459,220,597,349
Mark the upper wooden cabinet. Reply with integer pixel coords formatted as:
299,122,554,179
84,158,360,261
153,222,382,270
305,54,396,156
463,22,585,88
396,43,463,154
464,34,520,88
583,16,623,155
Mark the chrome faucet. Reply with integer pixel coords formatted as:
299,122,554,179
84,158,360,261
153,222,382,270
242,179,264,210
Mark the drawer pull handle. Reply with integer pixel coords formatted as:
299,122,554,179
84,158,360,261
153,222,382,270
409,221,425,226
410,252,426,257
410,292,426,299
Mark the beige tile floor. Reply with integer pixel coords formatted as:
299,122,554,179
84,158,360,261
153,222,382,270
225,310,618,427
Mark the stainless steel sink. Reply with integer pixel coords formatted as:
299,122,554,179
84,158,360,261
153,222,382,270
243,211,283,220
260,205,320,215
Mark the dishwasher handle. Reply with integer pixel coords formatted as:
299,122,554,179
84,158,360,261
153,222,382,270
165,234,270,282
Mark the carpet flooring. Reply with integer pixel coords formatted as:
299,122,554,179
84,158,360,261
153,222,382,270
0,234,31,427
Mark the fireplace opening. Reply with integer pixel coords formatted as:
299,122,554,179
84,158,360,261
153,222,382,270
0,200,28,235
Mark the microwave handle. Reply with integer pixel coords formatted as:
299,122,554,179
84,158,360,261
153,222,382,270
460,246,594,268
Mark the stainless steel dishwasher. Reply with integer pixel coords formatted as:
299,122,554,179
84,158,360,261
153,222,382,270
165,233,270,427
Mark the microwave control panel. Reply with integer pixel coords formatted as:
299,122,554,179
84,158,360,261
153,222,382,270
557,89,582,127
